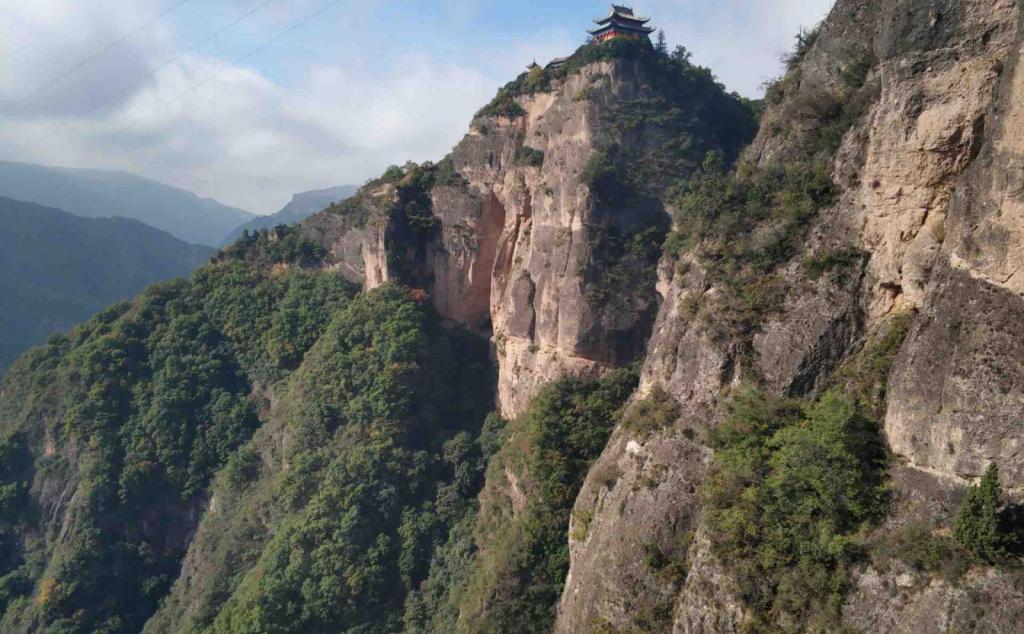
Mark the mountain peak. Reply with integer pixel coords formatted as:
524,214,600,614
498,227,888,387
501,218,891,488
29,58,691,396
219,184,359,247
0,161,253,246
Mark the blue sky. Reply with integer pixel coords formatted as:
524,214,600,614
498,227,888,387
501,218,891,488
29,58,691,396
0,1,834,213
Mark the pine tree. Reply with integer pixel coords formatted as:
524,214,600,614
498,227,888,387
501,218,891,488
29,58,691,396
954,463,1010,563
655,29,668,55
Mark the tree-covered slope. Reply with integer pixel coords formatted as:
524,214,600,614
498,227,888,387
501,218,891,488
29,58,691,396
0,162,254,246
0,197,213,373
10,8,1021,632
0,221,503,633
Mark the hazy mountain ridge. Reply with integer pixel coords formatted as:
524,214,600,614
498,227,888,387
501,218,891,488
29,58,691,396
0,161,254,246
220,185,358,246
0,197,213,371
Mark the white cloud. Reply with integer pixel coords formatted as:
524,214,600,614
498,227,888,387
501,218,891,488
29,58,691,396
15,54,493,212
645,0,836,95
0,0,171,116
0,1,496,213
0,0,838,214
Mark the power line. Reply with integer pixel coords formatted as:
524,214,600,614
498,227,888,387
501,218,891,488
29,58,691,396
28,0,344,153
16,0,280,151
162,0,346,110
15,0,196,106
88,0,281,116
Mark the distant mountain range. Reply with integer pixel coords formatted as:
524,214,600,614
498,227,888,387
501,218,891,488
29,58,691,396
220,184,359,246
0,197,213,372
0,161,254,246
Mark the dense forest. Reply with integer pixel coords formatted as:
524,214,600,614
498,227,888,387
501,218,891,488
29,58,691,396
0,222,642,632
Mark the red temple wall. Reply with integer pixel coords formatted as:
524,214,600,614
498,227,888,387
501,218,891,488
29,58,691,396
596,30,645,42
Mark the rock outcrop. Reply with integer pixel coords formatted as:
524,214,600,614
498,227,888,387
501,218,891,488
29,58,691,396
887,2,1024,488
557,1,1024,632
295,5,1024,628
303,52,752,418
290,4,1024,628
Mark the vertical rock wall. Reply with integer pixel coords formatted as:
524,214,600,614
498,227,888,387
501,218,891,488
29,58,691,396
558,1,1024,632
314,58,685,418
452,61,671,418
887,1,1024,487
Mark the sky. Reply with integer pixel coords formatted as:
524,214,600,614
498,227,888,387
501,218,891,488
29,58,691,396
0,0,835,214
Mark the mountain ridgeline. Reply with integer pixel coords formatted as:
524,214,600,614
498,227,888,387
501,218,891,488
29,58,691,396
3,2,1024,633
0,162,254,247
219,185,359,247
0,197,213,372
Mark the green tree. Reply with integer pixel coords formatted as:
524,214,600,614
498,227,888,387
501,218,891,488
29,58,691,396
703,390,888,627
382,164,405,182
655,30,668,55
447,368,639,633
954,463,1011,564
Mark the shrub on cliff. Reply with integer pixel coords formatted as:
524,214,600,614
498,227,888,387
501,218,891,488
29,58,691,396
703,390,888,627
783,25,822,71
515,146,545,167
443,368,639,633
477,39,757,177
667,153,837,337
869,523,970,583
954,463,1014,564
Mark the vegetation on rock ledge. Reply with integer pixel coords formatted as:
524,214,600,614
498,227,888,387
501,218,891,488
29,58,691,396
665,23,879,341
702,314,914,631
954,464,1018,564
448,368,639,634
703,390,888,630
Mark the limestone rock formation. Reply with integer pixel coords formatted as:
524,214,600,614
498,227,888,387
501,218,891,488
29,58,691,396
556,1,1024,632
7,1,1024,630
301,52,752,418
290,4,1024,628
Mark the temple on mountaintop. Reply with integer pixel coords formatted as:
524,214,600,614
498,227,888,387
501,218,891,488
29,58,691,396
528,6,655,72
588,5,655,43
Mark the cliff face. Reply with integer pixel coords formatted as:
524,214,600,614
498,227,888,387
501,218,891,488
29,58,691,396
456,61,669,418
886,0,1024,486
290,7,1024,629
0,40,759,634
558,1,1024,632
305,52,752,418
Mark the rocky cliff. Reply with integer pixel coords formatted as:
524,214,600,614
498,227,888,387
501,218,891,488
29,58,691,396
299,44,755,418
289,6,1024,629
557,1,1024,632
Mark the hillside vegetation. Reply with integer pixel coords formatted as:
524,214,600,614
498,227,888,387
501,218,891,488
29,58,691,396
0,34,761,634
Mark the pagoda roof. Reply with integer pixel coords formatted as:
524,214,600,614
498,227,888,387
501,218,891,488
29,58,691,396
593,5,651,25
587,23,656,35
